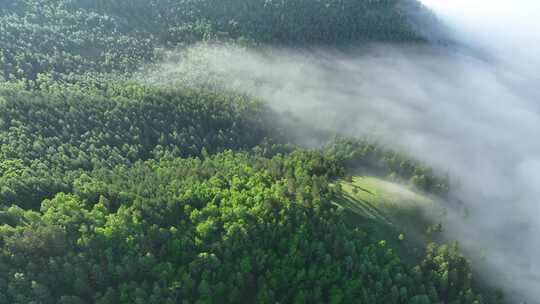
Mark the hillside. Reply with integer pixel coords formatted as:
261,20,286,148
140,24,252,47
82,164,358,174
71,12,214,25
0,0,506,303
1,0,425,81
336,175,445,257
338,176,439,232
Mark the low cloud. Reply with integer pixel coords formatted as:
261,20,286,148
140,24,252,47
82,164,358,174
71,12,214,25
138,2,540,300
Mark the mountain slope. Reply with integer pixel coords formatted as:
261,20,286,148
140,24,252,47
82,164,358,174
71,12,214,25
1,0,428,81
0,1,506,303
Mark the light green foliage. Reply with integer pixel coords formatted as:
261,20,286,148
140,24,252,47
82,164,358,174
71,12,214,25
0,150,486,303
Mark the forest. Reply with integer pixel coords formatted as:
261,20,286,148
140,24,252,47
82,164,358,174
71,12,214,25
0,0,505,303
1,0,424,81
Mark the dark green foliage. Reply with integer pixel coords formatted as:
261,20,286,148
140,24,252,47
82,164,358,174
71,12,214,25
326,138,450,195
73,0,423,44
0,2,155,81
1,0,424,81
0,83,273,209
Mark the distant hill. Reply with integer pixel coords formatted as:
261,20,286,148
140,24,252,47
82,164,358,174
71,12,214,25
1,0,431,81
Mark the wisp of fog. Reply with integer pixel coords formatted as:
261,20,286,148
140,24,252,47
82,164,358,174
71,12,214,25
139,1,540,301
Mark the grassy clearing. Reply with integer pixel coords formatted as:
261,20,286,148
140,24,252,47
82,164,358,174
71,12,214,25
339,176,437,221
335,175,446,259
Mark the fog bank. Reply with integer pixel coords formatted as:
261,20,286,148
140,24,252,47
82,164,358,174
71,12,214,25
138,2,540,301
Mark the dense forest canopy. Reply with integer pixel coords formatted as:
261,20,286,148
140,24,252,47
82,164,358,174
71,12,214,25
1,0,424,81
0,0,505,303
0,82,274,209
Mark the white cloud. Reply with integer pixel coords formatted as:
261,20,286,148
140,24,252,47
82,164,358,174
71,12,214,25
141,1,540,300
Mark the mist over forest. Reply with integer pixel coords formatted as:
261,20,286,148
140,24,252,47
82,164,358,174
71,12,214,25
0,0,537,303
